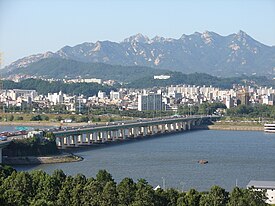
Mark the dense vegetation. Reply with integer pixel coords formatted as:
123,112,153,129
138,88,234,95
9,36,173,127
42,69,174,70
177,102,227,116
3,135,60,157
227,104,275,118
3,79,115,97
0,167,267,206
127,72,275,89
3,58,168,82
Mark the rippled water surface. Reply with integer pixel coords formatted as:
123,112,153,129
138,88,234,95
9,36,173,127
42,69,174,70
14,130,275,191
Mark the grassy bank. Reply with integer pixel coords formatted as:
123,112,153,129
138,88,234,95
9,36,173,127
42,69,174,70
208,120,263,131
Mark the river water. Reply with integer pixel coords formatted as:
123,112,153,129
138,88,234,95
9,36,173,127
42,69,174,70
10,129,275,191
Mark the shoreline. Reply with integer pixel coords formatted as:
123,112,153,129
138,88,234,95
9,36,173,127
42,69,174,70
3,152,83,165
206,124,263,131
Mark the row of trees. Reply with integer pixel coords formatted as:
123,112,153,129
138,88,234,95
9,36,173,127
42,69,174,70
227,104,275,118
127,72,275,89
178,102,226,116
0,167,267,206
3,79,115,97
3,136,59,157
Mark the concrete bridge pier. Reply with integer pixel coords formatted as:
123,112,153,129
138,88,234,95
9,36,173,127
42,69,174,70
74,135,79,147
87,133,92,145
160,124,165,133
177,122,182,130
143,127,148,136
157,125,161,133
82,134,87,144
78,134,83,145
107,131,112,141
124,129,128,138
68,135,72,146
59,137,66,149
113,130,117,141
92,132,98,143
121,129,126,139
167,124,172,132
65,136,69,146
172,123,177,131
187,121,191,130
133,127,138,138
150,125,155,135
100,131,106,143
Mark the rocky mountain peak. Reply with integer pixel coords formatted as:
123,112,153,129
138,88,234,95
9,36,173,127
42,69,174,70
3,31,274,77
123,33,150,44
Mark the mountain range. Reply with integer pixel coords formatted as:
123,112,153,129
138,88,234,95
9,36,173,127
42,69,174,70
2,30,275,77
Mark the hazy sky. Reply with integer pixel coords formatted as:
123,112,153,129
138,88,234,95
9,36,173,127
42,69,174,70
0,0,274,66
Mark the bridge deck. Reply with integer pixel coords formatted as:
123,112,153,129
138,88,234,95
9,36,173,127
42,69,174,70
53,116,213,137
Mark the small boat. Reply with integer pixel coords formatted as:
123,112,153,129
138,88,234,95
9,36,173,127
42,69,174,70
198,160,208,164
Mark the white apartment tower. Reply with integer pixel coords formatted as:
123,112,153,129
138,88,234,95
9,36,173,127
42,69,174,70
138,92,162,111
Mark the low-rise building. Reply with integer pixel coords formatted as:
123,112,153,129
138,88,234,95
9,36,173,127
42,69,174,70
247,180,275,204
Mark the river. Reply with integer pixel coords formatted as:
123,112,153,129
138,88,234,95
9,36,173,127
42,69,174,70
10,130,275,191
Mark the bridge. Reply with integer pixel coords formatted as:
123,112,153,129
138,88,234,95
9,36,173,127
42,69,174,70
53,115,215,149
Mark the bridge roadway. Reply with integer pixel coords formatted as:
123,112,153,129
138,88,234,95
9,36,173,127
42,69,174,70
53,115,214,149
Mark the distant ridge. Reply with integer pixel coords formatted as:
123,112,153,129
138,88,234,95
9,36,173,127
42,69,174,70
2,58,169,82
2,31,275,76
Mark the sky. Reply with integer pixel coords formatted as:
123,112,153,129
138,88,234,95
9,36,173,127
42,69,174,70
0,0,274,67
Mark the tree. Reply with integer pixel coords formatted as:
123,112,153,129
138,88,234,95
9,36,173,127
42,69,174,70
243,187,267,206
82,178,104,206
1,171,33,205
8,115,14,121
165,188,180,206
184,189,201,206
228,187,248,206
100,181,118,206
96,170,114,188
132,179,156,206
154,188,169,206
199,186,228,206
30,115,43,121
117,177,137,206
56,176,74,206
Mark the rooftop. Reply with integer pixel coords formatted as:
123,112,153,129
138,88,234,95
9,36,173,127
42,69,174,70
247,181,275,189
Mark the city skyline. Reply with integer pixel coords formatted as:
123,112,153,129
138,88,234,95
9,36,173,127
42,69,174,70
0,0,275,67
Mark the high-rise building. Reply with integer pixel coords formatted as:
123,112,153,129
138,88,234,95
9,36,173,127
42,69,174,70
225,95,234,108
98,90,107,99
48,91,63,105
110,90,121,100
237,91,250,105
138,92,162,111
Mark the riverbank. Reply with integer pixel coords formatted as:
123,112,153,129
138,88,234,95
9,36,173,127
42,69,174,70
3,152,83,165
207,124,263,131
